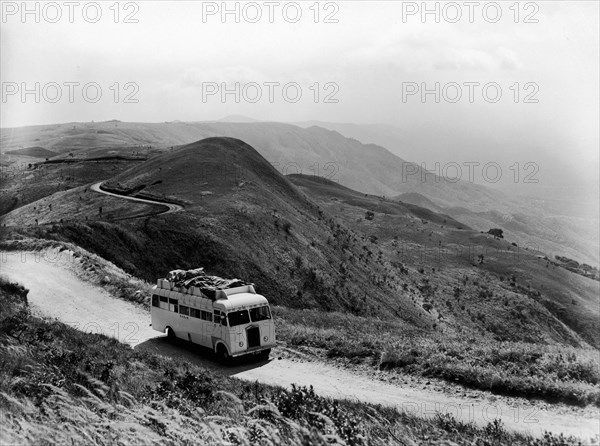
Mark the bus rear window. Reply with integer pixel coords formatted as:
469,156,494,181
228,310,250,327
250,306,271,322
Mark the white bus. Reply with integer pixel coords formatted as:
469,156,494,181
150,278,276,361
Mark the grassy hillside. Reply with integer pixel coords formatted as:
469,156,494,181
3,138,437,329
2,277,585,445
289,175,600,350
275,307,600,407
289,175,466,230
4,146,58,157
0,153,148,216
1,184,163,226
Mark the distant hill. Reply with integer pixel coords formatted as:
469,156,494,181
218,115,260,123
1,120,597,264
4,146,58,158
289,174,466,229
0,120,506,208
0,120,544,210
396,192,445,213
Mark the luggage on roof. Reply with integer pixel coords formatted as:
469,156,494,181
161,268,252,300
166,267,205,283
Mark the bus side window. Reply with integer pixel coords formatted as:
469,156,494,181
213,310,220,323
180,305,189,316
169,298,179,313
151,294,159,307
221,314,228,326
159,296,168,310
190,308,201,318
201,311,212,321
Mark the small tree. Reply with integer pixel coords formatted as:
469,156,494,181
488,228,504,239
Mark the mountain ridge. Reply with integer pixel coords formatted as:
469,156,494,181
1,120,597,264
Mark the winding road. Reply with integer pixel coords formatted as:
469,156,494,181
1,249,598,441
90,182,183,215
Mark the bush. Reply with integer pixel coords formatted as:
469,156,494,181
272,385,366,446
488,228,504,239
0,276,29,302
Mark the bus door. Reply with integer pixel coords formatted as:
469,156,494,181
208,309,227,348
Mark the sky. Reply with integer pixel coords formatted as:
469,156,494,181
1,1,599,198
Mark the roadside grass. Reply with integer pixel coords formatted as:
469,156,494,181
0,278,587,446
273,306,600,408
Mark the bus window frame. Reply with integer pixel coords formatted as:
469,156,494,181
249,305,271,322
227,309,251,327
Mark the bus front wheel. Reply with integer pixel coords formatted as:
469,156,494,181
216,345,230,364
166,326,177,343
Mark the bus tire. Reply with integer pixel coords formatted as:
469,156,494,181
216,344,230,364
166,326,176,343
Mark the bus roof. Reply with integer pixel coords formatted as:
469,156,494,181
215,292,269,311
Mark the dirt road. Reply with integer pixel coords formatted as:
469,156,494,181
90,182,183,214
1,251,598,441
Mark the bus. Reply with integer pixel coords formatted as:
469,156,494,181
150,277,276,361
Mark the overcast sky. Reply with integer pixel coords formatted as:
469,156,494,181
1,1,598,198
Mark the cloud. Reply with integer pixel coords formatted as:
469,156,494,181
495,47,522,71
342,23,526,75
180,66,269,88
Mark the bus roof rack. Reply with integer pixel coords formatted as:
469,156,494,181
157,269,256,301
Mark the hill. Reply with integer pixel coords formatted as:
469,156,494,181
102,137,308,209
288,175,466,230
1,120,597,265
4,150,597,349
289,174,600,350
396,192,445,213
4,146,58,158
4,137,438,328
218,114,260,122
0,184,163,226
